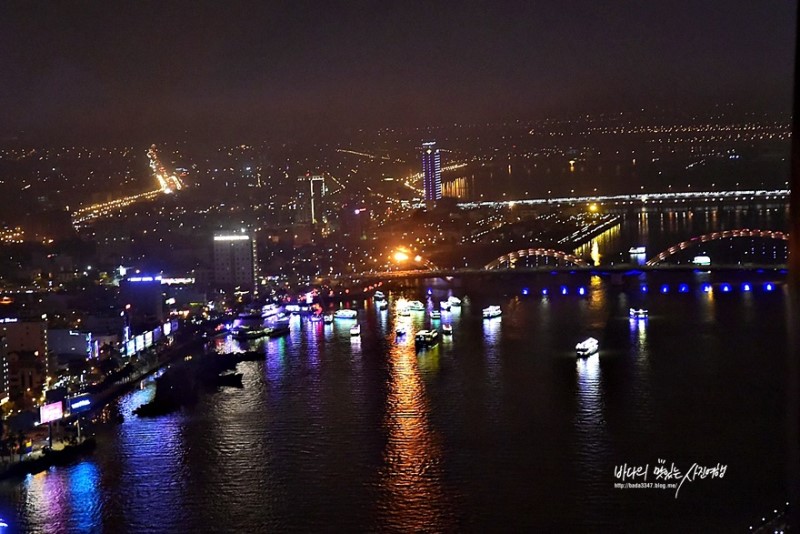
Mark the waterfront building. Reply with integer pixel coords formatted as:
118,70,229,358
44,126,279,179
213,231,258,292
422,141,442,203
0,319,49,398
119,276,165,328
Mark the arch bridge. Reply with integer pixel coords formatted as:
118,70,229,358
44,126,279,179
484,247,589,270
646,229,788,266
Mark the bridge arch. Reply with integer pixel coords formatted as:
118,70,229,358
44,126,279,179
646,229,788,265
485,248,590,270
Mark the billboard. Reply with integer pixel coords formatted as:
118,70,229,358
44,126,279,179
40,401,63,424
163,322,171,336
125,339,136,356
135,335,145,352
68,395,91,414
144,331,153,348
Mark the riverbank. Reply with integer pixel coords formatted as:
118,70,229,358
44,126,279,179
0,328,204,481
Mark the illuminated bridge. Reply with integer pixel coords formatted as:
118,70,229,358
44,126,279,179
457,189,788,210
484,248,589,269
646,229,788,266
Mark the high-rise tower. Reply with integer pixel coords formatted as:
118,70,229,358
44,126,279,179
421,142,442,202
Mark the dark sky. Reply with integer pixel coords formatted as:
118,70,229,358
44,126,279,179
0,1,796,142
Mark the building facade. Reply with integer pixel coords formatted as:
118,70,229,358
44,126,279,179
213,232,257,291
422,141,442,202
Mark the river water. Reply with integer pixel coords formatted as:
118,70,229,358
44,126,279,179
0,205,791,532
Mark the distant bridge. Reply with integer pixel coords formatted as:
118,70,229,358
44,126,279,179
457,189,789,210
646,229,788,265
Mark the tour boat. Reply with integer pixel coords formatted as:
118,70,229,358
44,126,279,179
407,300,425,311
482,305,502,318
231,326,267,339
415,329,439,350
629,308,648,318
266,323,290,338
350,324,361,336
576,337,599,357
334,309,357,319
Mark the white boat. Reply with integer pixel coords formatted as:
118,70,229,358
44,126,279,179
447,296,462,306
482,305,502,318
439,301,451,311
442,324,452,335
350,324,361,336
407,300,425,311
629,308,648,318
430,310,441,320
334,309,357,319
576,337,599,357
415,329,439,350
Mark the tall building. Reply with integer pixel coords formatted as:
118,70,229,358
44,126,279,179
422,141,442,202
296,174,326,225
213,232,257,292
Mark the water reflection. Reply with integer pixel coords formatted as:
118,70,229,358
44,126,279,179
378,336,449,529
574,352,610,512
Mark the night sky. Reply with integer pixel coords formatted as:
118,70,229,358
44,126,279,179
0,1,796,142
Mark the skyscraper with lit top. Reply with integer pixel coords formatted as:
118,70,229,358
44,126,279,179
422,141,442,202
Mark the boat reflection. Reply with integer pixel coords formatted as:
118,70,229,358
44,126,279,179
378,341,449,529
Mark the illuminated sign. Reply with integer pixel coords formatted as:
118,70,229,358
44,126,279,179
213,235,250,241
144,331,153,348
125,339,136,356
68,395,91,413
0,318,18,323
135,335,144,352
39,401,63,424
163,322,171,336
128,276,162,283
161,278,195,285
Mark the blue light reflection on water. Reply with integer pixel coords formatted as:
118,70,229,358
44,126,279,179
1,271,788,532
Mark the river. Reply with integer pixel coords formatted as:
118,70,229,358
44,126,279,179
0,204,791,532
